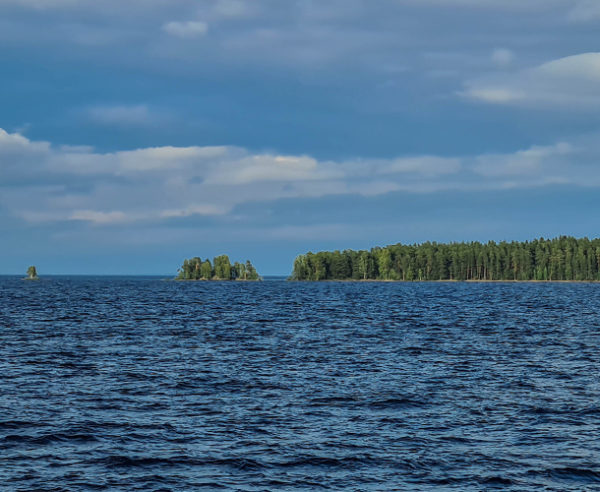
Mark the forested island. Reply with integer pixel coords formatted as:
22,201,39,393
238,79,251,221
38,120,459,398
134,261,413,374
176,255,261,281
290,237,600,281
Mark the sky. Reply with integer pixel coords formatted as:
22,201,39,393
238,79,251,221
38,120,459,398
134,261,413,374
2,0,600,275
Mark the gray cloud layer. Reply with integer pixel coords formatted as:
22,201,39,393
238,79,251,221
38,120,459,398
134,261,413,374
0,0,597,74
1,128,598,227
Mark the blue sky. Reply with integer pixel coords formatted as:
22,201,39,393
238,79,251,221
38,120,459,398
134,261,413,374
2,0,600,275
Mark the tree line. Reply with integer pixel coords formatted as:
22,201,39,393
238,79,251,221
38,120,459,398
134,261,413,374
290,236,600,281
177,255,261,281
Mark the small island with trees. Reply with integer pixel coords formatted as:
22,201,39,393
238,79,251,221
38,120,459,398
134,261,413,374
24,266,39,280
176,255,261,281
290,236,600,281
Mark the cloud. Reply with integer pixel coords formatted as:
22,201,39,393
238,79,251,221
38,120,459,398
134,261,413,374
162,20,208,38
69,209,129,224
462,52,600,108
206,155,338,185
0,0,591,87
474,142,573,177
0,128,49,154
1,128,600,229
160,204,228,218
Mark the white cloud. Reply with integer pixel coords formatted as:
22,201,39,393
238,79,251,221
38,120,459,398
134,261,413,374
162,20,208,38
462,52,600,108
160,204,228,218
474,142,573,177
0,128,48,153
463,88,523,103
206,155,339,185
1,128,600,228
116,146,227,172
69,209,128,224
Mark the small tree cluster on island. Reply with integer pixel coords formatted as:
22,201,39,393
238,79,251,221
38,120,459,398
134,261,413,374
176,255,261,281
291,236,600,281
26,266,39,280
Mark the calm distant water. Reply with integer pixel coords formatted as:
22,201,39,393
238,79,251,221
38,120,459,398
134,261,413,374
1,276,599,491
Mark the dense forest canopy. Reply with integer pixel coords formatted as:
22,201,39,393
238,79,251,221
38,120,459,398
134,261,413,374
177,255,261,281
290,237,600,281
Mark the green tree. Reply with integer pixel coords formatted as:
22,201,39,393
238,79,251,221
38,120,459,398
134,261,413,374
233,261,244,280
201,260,213,279
245,260,260,280
176,256,260,281
374,248,392,280
213,255,232,280
289,236,600,282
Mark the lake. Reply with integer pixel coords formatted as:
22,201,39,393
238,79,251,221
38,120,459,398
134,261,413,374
1,276,599,490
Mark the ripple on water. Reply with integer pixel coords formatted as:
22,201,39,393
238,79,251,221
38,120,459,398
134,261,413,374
0,277,599,490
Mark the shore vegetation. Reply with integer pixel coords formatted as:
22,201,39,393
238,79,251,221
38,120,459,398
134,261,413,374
290,236,600,281
25,266,39,280
176,255,261,281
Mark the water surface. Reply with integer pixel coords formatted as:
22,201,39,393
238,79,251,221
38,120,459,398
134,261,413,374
1,277,599,490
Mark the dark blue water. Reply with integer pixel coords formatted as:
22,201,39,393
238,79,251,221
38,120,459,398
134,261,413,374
1,277,599,490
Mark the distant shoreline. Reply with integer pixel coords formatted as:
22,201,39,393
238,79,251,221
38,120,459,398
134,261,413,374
4,276,599,283
173,278,262,282
290,237,600,282
288,279,600,283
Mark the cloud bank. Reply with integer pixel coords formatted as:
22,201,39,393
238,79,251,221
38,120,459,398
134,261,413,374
1,128,599,228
